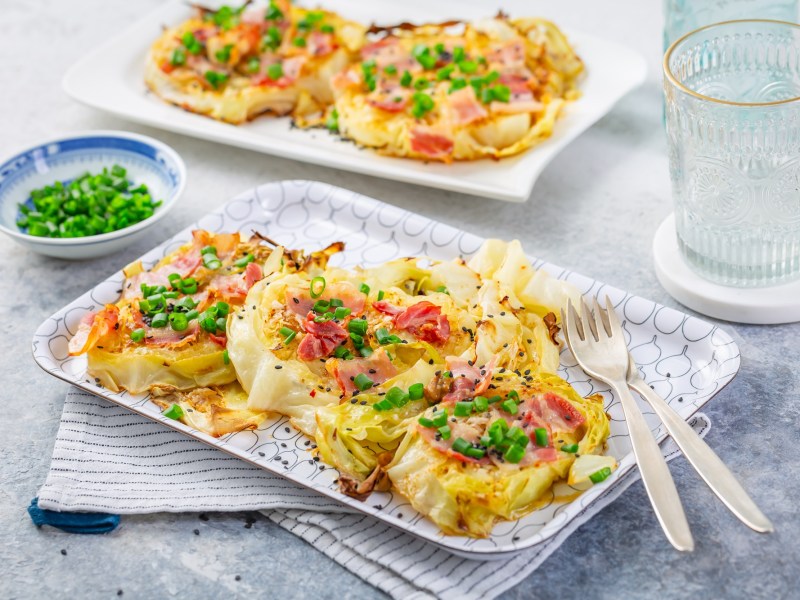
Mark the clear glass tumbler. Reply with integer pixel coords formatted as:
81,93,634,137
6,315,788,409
664,20,800,287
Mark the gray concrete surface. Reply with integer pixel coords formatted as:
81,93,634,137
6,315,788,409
2,1,798,598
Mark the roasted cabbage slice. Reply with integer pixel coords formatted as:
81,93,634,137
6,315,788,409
330,16,582,162
386,371,611,537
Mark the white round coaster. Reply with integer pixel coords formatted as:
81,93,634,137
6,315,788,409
653,214,800,325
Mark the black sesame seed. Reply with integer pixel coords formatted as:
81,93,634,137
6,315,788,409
199,513,209,521
235,575,242,581
275,365,283,369
60,549,67,556
193,529,200,535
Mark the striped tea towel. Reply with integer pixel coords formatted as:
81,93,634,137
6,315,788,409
38,388,711,600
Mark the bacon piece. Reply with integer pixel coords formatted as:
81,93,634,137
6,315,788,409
447,87,487,125
282,55,308,80
486,41,526,67
307,31,336,56
330,69,361,91
498,72,533,94
144,321,200,348
394,301,450,344
367,94,409,113
371,300,403,316
442,356,495,403
409,127,454,160
244,261,263,289
68,306,119,355
417,421,491,465
297,313,349,361
254,72,294,88
286,282,366,318
524,392,585,433
209,333,227,347
327,348,397,395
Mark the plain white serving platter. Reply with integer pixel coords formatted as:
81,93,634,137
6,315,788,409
62,0,647,203
32,180,740,558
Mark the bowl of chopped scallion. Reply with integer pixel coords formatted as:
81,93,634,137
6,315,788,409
0,131,185,259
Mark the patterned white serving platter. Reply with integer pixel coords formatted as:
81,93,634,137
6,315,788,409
62,0,646,202
32,180,740,558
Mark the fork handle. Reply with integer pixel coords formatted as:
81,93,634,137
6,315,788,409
629,376,774,533
609,380,695,551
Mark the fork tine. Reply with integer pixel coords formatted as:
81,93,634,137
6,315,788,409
592,297,612,338
564,300,584,343
581,298,598,341
604,295,624,337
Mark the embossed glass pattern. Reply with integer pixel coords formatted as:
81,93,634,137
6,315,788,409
664,20,800,286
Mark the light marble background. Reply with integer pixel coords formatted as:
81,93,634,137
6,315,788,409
2,1,798,598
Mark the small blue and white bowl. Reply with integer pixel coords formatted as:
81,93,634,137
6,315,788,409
0,131,185,259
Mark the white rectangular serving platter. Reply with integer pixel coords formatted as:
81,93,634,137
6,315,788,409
33,180,740,557
62,0,646,202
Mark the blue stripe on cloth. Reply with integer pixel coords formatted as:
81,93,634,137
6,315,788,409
27,497,120,534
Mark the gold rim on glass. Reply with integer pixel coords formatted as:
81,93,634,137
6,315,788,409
663,18,800,107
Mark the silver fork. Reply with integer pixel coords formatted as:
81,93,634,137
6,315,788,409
627,353,773,533
563,297,694,552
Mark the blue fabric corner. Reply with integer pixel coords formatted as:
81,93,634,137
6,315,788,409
28,498,120,534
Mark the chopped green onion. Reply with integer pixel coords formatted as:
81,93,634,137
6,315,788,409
435,285,449,294
383,64,397,75
464,445,486,459
472,396,489,412
309,276,326,298
151,312,168,328
376,328,403,345
182,31,203,55
452,438,471,455
293,36,307,47
180,278,197,294
412,44,437,70
334,306,351,319
448,78,467,93
500,399,518,415
359,283,370,294
353,373,373,391
266,62,283,81
452,46,465,63
204,71,230,90
314,313,334,323
130,328,146,342
279,326,297,344
436,65,455,81
408,383,424,400
561,443,579,453
329,298,344,308
438,425,452,440
169,312,189,332
432,408,448,428
333,345,352,359
347,318,368,336
359,346,373,357
487,395,502,404
168,273,182,288
534,427,548,447
411,92,434,119
325,108,339,132
222,349,230,364
215,43,234,63
216,317,227,331
457,60,477,74
454,401,473,417
162,403,184,420
349,332,364,346
400,70,413,87
312,299,330,312
216,301,230,317
385,387,409,407
263,25,282,50
507,390,520,402
185,309,199,321
320,24,335,34
503,443,526,464
265,1,283,20
413,78,430,91
234,253,255,268
589,467,612,484
170,48,186,67
373,399,394,411
418,415,434,427
246,57,261,74
377,290,385,301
